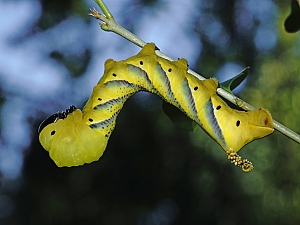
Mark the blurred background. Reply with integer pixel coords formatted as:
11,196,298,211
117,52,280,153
0,0,300,224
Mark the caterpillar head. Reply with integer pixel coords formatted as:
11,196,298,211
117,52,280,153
38,106,108,167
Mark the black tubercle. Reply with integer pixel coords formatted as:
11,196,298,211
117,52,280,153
37,105,77,134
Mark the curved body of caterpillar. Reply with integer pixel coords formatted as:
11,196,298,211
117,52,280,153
39,43,274,172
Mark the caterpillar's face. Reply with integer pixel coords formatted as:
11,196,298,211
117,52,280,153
39,107,108,167
209,95,274,152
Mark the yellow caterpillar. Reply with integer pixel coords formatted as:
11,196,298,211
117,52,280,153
38,43,274,172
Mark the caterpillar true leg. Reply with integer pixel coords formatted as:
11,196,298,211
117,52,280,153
39,43,274,171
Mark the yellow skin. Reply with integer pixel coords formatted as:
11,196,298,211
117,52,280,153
39,43,274,171
39,110,108,167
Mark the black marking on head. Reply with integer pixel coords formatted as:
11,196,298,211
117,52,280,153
38,113,59,134
58,105,77,120
140,61,143,65
194,86,198,91
236,120,241,127
168,68,172,72
98,98,102,101
38,105,77,134
112,73,117,77
155,45,160,51
51,130,56,135
216,105,221,110
89,118,93,122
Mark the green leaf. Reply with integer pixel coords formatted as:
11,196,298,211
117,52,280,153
49,49,91,78
284,0,300,33
162,101,197,131
220,67,250,94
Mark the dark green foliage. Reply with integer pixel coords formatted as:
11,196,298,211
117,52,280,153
50,49,91,77
162,100,197,131
284,0,300,33
38,0,89,30
220,67,250,93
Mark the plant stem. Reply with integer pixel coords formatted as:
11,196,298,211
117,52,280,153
90,0,300,144
89,8,146,46
94,0,113,19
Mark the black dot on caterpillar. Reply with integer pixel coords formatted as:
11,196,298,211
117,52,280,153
38,43,274,171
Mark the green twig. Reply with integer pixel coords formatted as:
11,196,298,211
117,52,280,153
90,0,300,144
94,0,113,19
89,8,146,46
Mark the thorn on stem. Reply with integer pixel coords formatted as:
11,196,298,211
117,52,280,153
89,8,101,19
